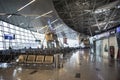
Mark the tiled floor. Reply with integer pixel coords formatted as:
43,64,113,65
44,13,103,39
0,49,120,80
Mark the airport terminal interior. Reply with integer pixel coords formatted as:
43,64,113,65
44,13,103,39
0,0,120,80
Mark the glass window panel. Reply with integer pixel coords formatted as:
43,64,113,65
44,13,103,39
21,28,24,32
23,36,26,39
30,41,33,43
24,32,27,36
0,31,2,36
25,30,28,33
0,26,2,30
0,37,2,41
5,40,9,42
20,36,23,39
25,29,27,33
11,40,15,43
10,29,15,33
22,28,25,32
17,27,20,31
21,32,24,36
16,39,19,42
19,28,22,31
3,21,8,26
28,31,30,34
5,42,9,46
16,26,19,30
29,37,32,40
10,24,14,29
25,37,28,40
0,21,2,25
18,39,21,42
4,32,9,34
20,28,24,31
25,40,28,43
0,42,3,48
14,39,17,43
12,42,16,46
0,47,3,50
16,35,19,39
24,29,26,32
4,27,9,32
21,39,24,42
16,30,20,34
32,36,36,39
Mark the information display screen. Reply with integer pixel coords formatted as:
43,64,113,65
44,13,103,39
4,34,15,40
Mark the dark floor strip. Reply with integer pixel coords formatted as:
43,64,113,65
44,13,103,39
29,70,37,74
95,68,101,71
75,73,80,78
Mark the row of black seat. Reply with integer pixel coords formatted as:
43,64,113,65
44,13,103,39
0,47,79,55
0,54,17,62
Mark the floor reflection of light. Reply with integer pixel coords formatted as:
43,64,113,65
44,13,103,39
86,57,89,62
62,68,67,72
17,78,21,80
79,50,84,55
17,67,22,71
76,52,80,64
16,59,19,62
0,76,4,80
13,69,17,77
97,74,104,80
13,67,22,77
90,54,94,61
97,57,102,62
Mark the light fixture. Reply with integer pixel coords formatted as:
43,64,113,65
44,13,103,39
7,15,12,18
94,9,110,14
20,23,24,25
17,0,36,11
35,10,53,19
92,22,106,27
38,25,47,31
117,5,120,8
51,19,58,24
7,0,35,19
54,24,63,30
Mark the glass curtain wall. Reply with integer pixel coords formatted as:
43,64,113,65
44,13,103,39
0,21,44,50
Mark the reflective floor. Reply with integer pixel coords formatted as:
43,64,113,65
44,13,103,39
0,49,120,80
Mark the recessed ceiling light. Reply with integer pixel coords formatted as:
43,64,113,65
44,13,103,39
7,15,12,18
17,0,36,11
20,23,24,25
35,10,53,19
51,19,58,24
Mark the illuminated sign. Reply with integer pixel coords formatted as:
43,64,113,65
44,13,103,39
4,34,15,40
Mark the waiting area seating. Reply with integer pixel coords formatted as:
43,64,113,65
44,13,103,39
17,54,54,64
36,55,44,63
44,56,53,64
18,55,27,63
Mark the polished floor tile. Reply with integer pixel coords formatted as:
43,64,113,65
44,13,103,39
0,49,120,80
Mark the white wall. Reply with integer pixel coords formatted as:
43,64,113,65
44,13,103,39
102,38,109,58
